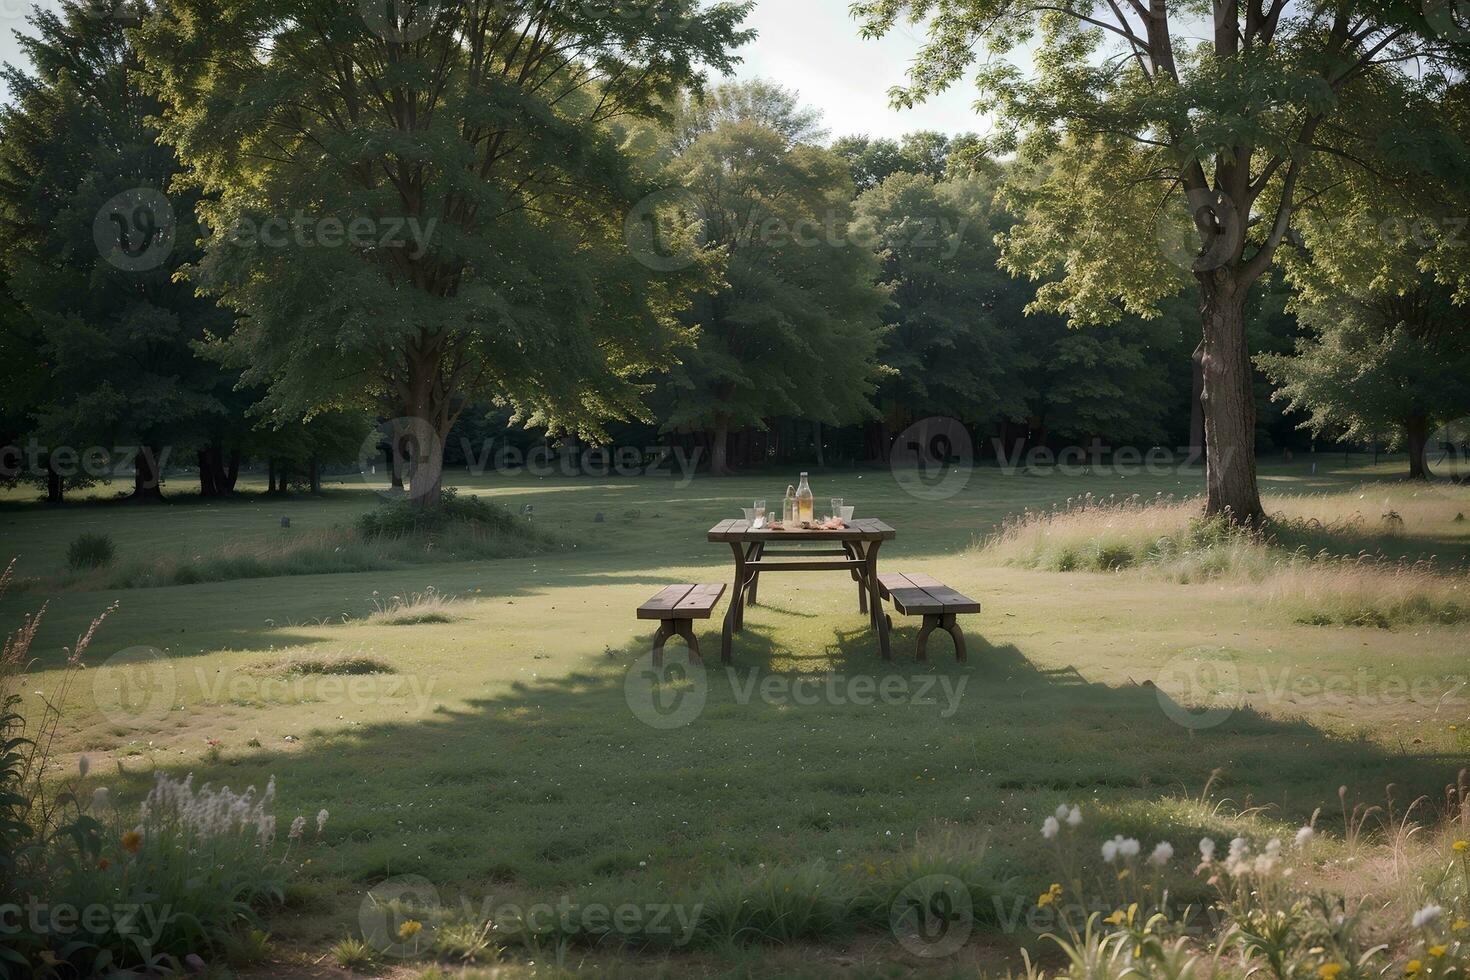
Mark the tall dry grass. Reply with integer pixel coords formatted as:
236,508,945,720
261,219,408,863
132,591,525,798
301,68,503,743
976,489,1470,627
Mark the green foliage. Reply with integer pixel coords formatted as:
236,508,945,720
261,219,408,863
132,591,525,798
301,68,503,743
330,935,378,972
65,532,114,571
356,489,520,539
655,82,888,467
833,130,991,192
137,0,752,499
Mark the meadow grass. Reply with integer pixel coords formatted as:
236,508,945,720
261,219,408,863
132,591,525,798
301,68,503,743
3,456,1468,976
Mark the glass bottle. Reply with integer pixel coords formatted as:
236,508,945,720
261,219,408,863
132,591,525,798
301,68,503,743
783,484,797,525
796,472,814,524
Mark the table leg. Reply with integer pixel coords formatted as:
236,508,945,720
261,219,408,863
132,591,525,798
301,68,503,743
843,542,868,615
863,539,891,661
721,541,748,663
746,543,764,607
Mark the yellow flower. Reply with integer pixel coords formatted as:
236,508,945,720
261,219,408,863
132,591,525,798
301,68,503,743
1037,883,1063,908
1406,960,1422,975
1104,910,1126,925
1453,840,1468,852
1428,946,1447,958
1117,868,1131,880
397,919,422,941
120,830,142,854
1318,963,1343,980
1453,918,1468,931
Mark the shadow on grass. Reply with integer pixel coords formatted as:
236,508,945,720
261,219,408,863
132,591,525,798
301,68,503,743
107,615,1458,905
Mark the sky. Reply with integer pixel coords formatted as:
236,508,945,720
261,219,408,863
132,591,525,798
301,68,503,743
730,0,989,141
0,0,991,140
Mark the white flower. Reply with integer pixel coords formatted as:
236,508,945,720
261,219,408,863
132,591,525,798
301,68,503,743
1228,837,1249,859
90,787,110,812
1264,837,1282,857
1042,816,1060,840
1102,838,1119,863
1294,826,1314,848
1253,853,1279,876
316,808,329,833
289,815,306,840
1412,904,1443,929
1119,837,1140,859
1056,804,1071,821
78,755,90,778
1149,841,1174,867
1066,806,1082,827
1199,838,1216,862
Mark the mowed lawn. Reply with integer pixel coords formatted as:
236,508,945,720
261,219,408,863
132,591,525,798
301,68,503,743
3,457,1469,973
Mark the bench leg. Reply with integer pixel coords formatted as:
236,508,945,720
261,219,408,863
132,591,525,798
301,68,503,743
916,614,938,662
651,621,675,668
943,613,967,663
654,618,702,668
674,619,703,665
915,613,966,663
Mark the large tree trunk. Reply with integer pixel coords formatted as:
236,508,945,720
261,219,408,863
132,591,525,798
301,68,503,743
708,414,733,476
198,449,218,496
1406,413,1429,480
132,446,165,501
1188,340,1206,465
1198,283,1264,524
403,351,450,508
46,456,64,504
309,453,322,494
223,448,240,493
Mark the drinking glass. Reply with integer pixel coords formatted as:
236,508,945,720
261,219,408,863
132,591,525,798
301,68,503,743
830,498,843,520
753,499,767,520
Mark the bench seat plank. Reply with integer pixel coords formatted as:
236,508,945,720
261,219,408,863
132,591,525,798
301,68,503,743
877,572,946,615
673,583,726,616
901,572,982,614
637,584,695,619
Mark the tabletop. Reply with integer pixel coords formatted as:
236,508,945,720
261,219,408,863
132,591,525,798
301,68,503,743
707,517,896,543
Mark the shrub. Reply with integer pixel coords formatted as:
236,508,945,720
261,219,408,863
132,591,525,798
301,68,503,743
66,532,115,570
356,488,519,538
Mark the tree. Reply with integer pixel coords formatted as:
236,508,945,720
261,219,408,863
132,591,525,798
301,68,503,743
656,82,888,474
0,0,231,502
849,170,1030,433
833,131,989,193
1259,283,1470,479
857,0,1470,522
138,0,750,507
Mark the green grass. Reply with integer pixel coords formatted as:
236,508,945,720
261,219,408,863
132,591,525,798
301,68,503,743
4,455,1469,975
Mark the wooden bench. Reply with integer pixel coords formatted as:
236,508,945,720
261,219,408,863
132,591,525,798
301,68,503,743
637,584,726,666
877,573,981,662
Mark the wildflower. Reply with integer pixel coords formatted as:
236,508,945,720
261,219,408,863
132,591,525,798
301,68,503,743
90,787,110,812
1103,839,1119,863
1429,946,1447,958
1066,806,1082,827
1318,964,1343,980
1042,816,1060,840
1119,837,1140,858
1037,883,1063,908
1117,868,1131,880
1453,840,1468,852
1265,837,1282,857
1412,905,1443,929
1453,918,1468,932
1104,910,1126,925
1149,841,1174,867
78,755,90,778
397,920,422,941
289,815,306,840
121,830,142,854
317,808,329,834
1056,803,1071,821
1295,826,1315,848
1229,837,1249,858
1406,960,1422,975
1199,838,1216,863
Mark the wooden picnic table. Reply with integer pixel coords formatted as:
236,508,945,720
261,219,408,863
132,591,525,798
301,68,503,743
707,517,897,663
